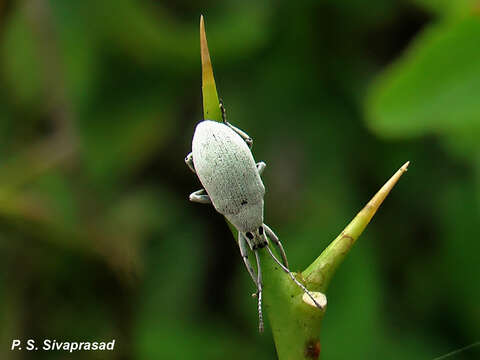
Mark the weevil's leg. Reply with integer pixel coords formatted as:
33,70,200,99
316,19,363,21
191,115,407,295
254,250,264,333
219,99,253,148
228,123,253,148
263,224,288,268
256,161,266,175
265,246,325,311
185,152,196,174
227,122,253,148
189,189,211,204
238,232,258,285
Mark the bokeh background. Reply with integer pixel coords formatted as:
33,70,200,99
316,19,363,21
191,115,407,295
1,0,479,359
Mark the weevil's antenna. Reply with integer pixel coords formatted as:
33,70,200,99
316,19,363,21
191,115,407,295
254,250,264,333
265,246,324,310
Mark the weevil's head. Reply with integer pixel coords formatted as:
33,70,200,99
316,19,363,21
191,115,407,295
244,225,268,250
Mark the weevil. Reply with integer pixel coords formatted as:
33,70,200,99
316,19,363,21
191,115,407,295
185,102,324,332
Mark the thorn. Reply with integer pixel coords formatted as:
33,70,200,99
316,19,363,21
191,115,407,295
365,160,410,213
200,15,212,83
302,161,411,289
200,13,221,121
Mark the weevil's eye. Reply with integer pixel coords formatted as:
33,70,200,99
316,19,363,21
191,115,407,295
258,226,263,235
246,232,254,240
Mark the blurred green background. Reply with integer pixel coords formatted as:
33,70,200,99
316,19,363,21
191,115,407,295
1,0,479,359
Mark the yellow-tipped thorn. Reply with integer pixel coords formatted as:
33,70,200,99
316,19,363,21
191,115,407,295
366,161,410,215
303,161,411,291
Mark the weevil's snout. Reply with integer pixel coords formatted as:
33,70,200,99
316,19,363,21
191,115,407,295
245,226,268,250
255,226,268,249
258,225,268,246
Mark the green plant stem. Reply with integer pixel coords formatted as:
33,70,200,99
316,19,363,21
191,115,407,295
260,248,324,360
200,16,410,359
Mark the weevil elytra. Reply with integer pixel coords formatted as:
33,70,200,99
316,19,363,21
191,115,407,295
185,102,324,332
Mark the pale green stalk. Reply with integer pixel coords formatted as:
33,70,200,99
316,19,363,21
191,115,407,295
200,16,409,359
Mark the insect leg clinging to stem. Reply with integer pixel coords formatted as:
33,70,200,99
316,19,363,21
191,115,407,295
238,232,258,285
185,152,212,204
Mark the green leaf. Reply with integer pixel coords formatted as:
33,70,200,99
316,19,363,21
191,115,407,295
366,17,480,139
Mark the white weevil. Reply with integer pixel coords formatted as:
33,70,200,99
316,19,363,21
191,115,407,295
185,102,324,332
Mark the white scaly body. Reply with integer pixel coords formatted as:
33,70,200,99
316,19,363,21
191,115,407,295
192,120,265,233
185,117,325,332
